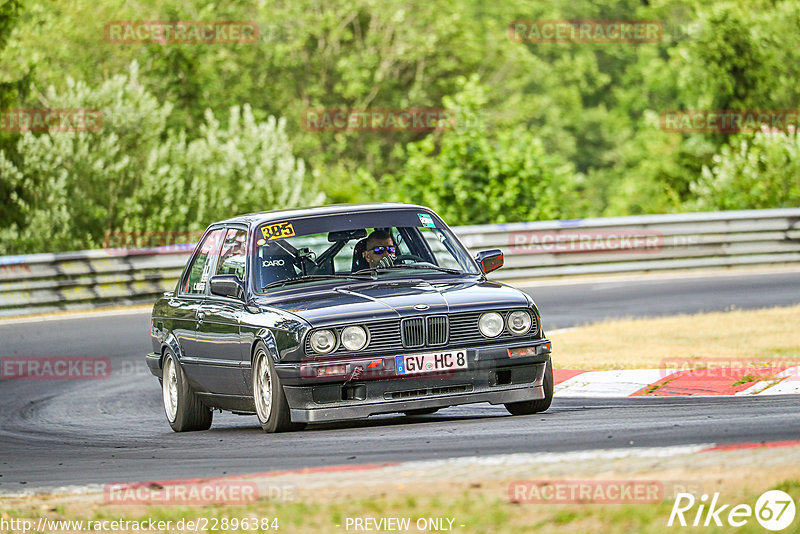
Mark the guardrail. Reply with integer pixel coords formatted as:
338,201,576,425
457,208,800,279
1,208,798,316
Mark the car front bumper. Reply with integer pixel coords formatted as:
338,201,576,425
277,339,551,423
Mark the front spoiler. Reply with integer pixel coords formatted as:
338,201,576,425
286,380,545,423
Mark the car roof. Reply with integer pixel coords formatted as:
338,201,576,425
215,202,433,228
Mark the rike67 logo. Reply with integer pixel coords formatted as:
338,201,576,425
669,490,796,531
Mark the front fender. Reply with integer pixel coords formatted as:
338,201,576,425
252,328,280,365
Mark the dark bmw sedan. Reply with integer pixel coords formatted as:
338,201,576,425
146,203,552,432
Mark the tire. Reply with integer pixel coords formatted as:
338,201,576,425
252,342,304,433
504,359,553,415
403,408,440,416
162,350,213,432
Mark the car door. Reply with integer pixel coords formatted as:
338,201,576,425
173,227,226,386
192,226,250,395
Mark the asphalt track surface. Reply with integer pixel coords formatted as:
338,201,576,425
1,270,799,490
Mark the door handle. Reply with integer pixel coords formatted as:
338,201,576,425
197,311,206,324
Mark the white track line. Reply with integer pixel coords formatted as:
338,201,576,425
736,366,800,396
554,369,668,397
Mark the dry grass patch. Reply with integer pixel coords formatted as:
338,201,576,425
549,305,800,370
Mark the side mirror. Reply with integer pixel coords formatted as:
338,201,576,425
475,249,504,274
209,275,245,300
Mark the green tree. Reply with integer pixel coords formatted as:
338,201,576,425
126,104,323,233
387,77,579,225
4,0,800,254
0,0,32,227
0,0,26,108
0,63,322,254
688,132,800,211
0,62,174,252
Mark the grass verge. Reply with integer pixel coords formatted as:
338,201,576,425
3,476,798,533
548,304,800,370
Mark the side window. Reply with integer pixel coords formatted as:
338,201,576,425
216,228,248,281
182,229,225,295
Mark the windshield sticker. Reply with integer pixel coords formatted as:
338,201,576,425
261,221,295,241
418,213,436,228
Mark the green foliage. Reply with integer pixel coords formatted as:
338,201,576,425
1,0,800,254
0,0,29,226
689,132,800,211
0,0,21,59
127,104,322,233
0,62,173,253
0,64,321,254
388,77,579,225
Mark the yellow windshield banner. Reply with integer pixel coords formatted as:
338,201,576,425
260,221,295,241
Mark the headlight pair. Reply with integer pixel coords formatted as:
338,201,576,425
309,325,368,354
478,310,533,337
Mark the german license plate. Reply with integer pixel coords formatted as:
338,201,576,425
395,349,468,375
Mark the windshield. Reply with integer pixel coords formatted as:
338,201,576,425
252,210,479,293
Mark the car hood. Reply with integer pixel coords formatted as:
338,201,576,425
252,277,532,327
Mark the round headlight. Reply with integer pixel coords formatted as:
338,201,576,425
478,312,504,337
309,329,336,354
507,310,532,335
341,325,368,351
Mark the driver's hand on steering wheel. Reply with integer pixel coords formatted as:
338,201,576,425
376,254,396,269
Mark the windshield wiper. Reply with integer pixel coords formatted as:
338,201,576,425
262,274,374,291
354,264,464,276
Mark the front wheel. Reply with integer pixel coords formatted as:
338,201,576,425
252,343,304,433
162,351,213,432
504,360,553,415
